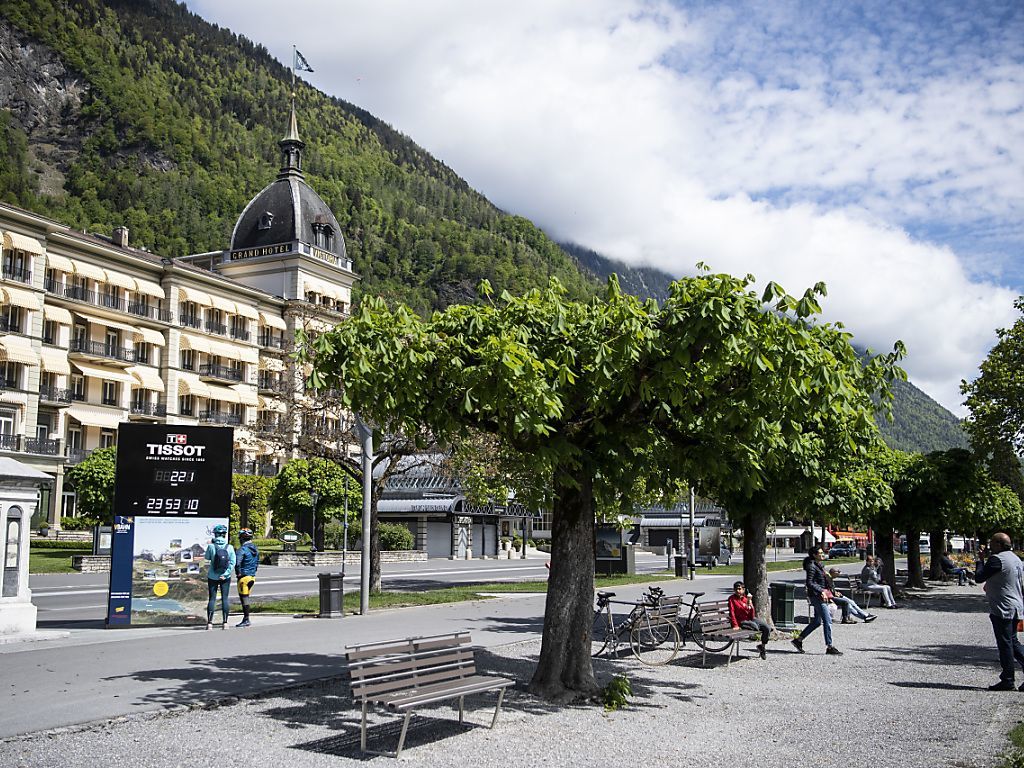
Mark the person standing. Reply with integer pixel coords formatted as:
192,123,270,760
793,546,843,656
975,532,1024,691
234,528,259,628
205,524,236,630
860,556,898,608
727,581,771,659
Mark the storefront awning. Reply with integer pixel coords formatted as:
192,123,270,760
2,231,43,254
0,335,39,366
126,365,164,391
1,285,41,311
40,347,71,375
66,403,124,429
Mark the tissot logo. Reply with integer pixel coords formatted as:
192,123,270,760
146,443,206,457
166,434,188,445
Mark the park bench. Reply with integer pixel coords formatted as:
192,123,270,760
346,632,514,758
844,574,878,608
696,599,759,667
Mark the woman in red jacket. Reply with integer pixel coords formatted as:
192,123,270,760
728,581,771,659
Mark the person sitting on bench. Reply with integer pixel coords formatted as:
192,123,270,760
727,581,771,659
941,553,972,585
827,568,877,624
860,556,898,608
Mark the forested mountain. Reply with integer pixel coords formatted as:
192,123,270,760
0,0,968,454
0,0,595,313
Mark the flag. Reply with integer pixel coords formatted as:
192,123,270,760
295,49,314,73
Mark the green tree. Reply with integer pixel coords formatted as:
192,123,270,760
304,273,900,701
269,458,352,543
64,446,117,524
230,474,277,538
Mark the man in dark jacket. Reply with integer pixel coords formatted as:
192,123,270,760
792,546,843,656
234,528,259,628
975,533,1024,690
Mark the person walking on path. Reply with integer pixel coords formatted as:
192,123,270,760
205,524,236,630
974,532,1024,691
827,567,878,624
860,556,898,608
234,528,259,628
793,546,843,656
728,581,771,659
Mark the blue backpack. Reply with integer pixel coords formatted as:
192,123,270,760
212,544,230,572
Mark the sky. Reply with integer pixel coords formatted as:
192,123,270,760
187,0,1024,415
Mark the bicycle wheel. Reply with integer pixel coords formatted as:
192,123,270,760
688,615,733,653
630,613,680,666
592,609,615,656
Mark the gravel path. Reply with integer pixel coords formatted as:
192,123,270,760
1,584,1020,768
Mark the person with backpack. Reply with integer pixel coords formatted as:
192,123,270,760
205,524,236,630
234,528,259,628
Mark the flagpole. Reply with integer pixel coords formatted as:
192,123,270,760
291,44,296,112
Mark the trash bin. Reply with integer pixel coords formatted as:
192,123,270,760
674,555,684,578
769,581,796,630
318,572,344,618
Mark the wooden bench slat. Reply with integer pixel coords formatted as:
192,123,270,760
353,662,477,698
346,633,472,660
349,647,476,678
378,676,515,711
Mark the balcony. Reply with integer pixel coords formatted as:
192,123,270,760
258,334,286,350
0,434,19,451
65,447,93,465
230,327,251,342
179,314,202,329
1,264,31,283
232,461,279,477
97,293,126,312
0,376,20,391
69,338,136,364
39,385,73,404
254,420,282,435
199,410,242,426
24,437,61,455
257,375,285,393
199,363,243,382
205,320,227,336
128,302,173,323
130,401,167,418
0,317,22,333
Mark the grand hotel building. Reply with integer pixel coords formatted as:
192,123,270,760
0,109,356,529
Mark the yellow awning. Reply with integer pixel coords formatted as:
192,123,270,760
3,231,43,254
102,268,136,290
75,312,136,335
134,326,165,347
258,395,286,413
40,347,71,375
206,384,241,404
133,277,165,298
178,286,212,306
70,259,106,281
71,360,133,383
234,303,259,320
302,275,345,300
259,356,284,372
209,294,236,314
231,385,259,406
0,335,39,366
66,404,124,429
1,285,41,311
0,391,28,406
258,312,287,331
179,332,211,354
177,372,211,398
126,366,164,391
43,304,73,324
207,338,258,364
45,253,74,273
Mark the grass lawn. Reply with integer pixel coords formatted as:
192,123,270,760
250,571,680,614
1003,720,1024,768
29,549,90,574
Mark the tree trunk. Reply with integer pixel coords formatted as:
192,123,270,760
872,524,897,586
527,464,599,702
314,513,326,552
742,509,772,626
369,497,382,593
928,529,945,580
905,527,925,588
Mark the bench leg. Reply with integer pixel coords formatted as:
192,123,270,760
394,713,412,758
490,688,506,729
458,696,465,724
360,701,368,753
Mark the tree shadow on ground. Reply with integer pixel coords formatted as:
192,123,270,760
36,618,105,630
890,681,986,692
863,642,995,670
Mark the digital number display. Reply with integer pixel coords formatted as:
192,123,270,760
154,470,197,485
145,497,201,515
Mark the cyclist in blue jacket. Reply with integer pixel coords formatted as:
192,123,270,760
235,528,259,627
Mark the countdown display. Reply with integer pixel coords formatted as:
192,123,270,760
106,424,233,628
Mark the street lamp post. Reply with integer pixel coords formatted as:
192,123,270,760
356,414,373,616
309,491,319,552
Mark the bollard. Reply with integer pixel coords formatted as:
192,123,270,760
674,555,684,578
318,572,344,618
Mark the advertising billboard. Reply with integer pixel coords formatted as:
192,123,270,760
105,424,233,627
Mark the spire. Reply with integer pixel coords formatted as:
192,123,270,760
278,103,305,180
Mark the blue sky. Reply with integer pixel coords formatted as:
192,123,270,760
188,0,1023,414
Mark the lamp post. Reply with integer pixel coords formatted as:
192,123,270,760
309,491,319,552
341,474,349,614
355,414,373,616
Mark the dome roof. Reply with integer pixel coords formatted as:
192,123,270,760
230,107,347,262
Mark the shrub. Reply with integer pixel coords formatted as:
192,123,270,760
60,517,98,531
602,674,631,712
380,522,414,551
30,539,91,550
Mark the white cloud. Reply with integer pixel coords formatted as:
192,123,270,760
189,0,1024,414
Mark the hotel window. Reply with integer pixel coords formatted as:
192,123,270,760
99,429,115,449
180,349,194,371
100,283,120,309
179,394,194,416
105,330,120,357
134,342,150,364
131,389,147,411
42,320,58,345
73,324,87,346
66,427,81,452
0,362,19,389
258,211,274,230
312,223,334,251
101,380,118,406
180,301,200,328
0,305,21,333
0,409,15,435
71,374,85,401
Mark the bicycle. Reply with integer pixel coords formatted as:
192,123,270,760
672,589,736,655
592,586,681,666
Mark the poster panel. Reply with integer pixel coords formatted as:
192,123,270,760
105,424,233,627
595,525,623,561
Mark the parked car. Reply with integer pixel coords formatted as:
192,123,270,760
828,542,857,558
694,544,732,567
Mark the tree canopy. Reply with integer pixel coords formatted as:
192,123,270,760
64,446,117,523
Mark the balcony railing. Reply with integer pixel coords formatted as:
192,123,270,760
205,320,227,335
199,410,242,426
232,461,279,477
128,303,173,323
97,293,125,312
0,434,19,451
1,264,32,283
257,376,285,393
65,447,93,465
0,317,22,333
199,363,243,382
258,334,286,349
254,420,282,434
39,385,73,403
24,437,61,455
179,314,202,329
230,328,251,341
69,338,136,363
130,401,167,417
0,376,20,390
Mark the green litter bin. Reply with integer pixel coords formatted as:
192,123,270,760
770,582,796,630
